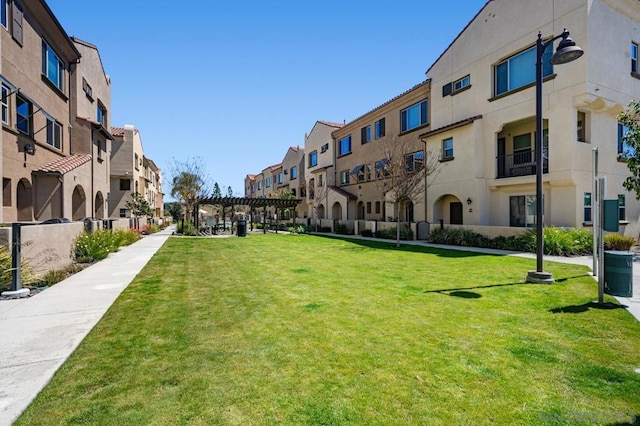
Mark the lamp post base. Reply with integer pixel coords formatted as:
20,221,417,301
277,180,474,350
526,270,555,284
1,288,30,298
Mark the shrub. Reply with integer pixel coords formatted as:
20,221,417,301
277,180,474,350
361,229,374,237
113,229,140,247
140,224,154,235
315,226,332,233
375,227,414,241
334,223,350,235
296,225,307,234
75,230,116,262
604,233,635,251
0,246,39,291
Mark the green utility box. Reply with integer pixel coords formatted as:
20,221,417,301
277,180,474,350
604,251,633,297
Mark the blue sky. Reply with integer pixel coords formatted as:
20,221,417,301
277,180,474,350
47,0,487,197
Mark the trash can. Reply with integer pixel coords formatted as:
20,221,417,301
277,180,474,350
604,251,633,297
237,219,247,237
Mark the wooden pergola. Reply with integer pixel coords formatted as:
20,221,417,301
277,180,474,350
194,196,303,233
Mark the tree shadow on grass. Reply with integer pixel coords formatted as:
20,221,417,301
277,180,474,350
606,415,640,425
327,236,494,258
549,301,627,314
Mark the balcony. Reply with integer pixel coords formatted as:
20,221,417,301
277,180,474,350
497,149,548,178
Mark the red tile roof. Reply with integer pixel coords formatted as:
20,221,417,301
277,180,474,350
35,155,92,175
318,120,344,128
246,174,256,180
111,126,139,137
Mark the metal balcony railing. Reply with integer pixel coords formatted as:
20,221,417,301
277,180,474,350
497,149,548,178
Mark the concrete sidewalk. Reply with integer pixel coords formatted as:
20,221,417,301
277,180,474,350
0,226,174,426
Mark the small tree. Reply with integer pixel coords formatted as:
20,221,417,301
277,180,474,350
168,157,214,222
619,100,640,199
164,202,182,221
310,179,330,232
226,186,234,197
213,183,222,198
125,192,153,217
375,136,440,247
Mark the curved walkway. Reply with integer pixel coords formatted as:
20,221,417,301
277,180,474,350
0,226,174,425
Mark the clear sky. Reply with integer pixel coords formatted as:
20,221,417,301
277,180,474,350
47,0,488,197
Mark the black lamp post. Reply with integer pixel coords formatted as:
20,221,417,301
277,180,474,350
526,29,583,284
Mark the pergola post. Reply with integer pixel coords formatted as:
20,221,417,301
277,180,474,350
263,205,267,234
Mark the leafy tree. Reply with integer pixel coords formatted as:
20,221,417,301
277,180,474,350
227,186,234,197
125,192,153,217
619,100,640,199
374,136,440,247
164,202,182,221
169,157,213,222
213,183,222,198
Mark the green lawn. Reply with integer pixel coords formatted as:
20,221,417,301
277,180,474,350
17,234,640,425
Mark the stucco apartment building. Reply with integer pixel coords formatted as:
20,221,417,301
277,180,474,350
419,0,640,235
330,81,431,224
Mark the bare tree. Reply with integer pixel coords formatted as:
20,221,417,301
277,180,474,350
168,157,214,222
309,179,330,232
374,136,440,246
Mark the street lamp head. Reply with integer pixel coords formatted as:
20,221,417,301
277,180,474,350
550,29,584,65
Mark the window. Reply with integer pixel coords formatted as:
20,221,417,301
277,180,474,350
82,77,93,99
375,158,390,179
401,100,428,132
16,95,30,135
366,202,371,214
318,174,324,187
97,103,106,126
510,195,540,227
291,166,297,179
45,117,62,149
619,194,626,221
3,178,11,207
12,0,22,45
495,44,553,96
340,170,350,185
338,135,352,156
366,164,372,181
375,118,385,139
1,84,9,124
266,177,271,187
309,150,318,167
135,154,139,170
584,192,592,222
119,179,130,191
513,133,532,165
258,180,262,190
119,208,127,218
42,40,65,91
443,138,454,160
405,151,424,172
375,201,381,214
577,111,588,142
1,0,6,28
278,172,283,184
632,42,638,74
321,143,329,153
618,123,634,158
454,75,470,92
361,125,371,144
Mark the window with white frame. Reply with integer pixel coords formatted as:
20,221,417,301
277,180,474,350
584,192,592,222
365,164,372,181
361,125,371,144
618,194,626,221
443,138,454,160
632,42,638,74
46,117,62,150
453,75,470,92
375,118,385,139
401,100,428,132
338,135,352,156
278,172,283,184
16,95,30,135
291,166,297,179
258,180,262,190
42,40,65,91
494,44,553,96
1,84,9,124
405,151,424,172
82,77,93,99
266,177,271,187
340,170,350,185
618,123,634,158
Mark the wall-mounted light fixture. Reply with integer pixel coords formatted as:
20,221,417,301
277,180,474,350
466,197,472,205
24,144,35,155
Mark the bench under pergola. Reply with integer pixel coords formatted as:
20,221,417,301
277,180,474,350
194,196,303,233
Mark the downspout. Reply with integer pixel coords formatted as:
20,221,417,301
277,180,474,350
90,129,94,217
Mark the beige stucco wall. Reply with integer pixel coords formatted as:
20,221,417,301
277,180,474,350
1,2,79,222
424,0,640,233
304,122,341,218
109,125,144,218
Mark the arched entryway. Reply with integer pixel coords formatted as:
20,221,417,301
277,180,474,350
434,194,463,225
16,178,33,221
94,191,104,219
71,185,87,221
357,201,365,220
405,200,414,222
332,202,342,220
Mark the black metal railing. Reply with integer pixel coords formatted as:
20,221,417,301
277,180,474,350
497,149,548,178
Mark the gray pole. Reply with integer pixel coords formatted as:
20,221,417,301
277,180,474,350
598,177,605,304
592,147,598,275
11,223,21,292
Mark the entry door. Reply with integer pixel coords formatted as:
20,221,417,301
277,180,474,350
450,202,463,225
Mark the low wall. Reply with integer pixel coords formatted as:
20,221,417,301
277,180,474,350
442,224,528,239
0,222,85,275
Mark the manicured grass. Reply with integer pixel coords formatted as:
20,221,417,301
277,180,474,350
17,234,640,425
